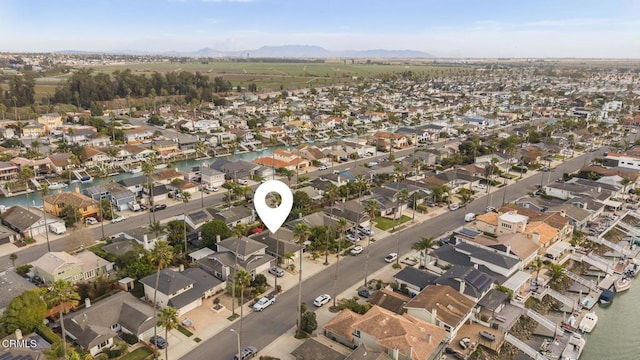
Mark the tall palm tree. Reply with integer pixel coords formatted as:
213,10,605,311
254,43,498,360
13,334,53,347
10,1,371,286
394,189,409,265
235,269,252,351
292,223,310,334
412,237,435,269
39,183,52,252
180,191,192,256
157,306,179,360
47,280,80,360
150,241,173,360
549,264,566,286
531,257,545,283
332,217,348,307
363,200,380,287
142,160,156,223
323,184,339,264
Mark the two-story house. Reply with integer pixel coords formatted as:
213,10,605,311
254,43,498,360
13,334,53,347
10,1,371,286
404,285,476,340
153,140,180,158
323,306,447,360
197,237,275,281
30,251,113,284
139,267,224,315
200,167,226,188
43,192,100,221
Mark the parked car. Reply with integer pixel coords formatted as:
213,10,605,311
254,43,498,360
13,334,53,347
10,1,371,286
150,204,167,212
234,345,258,360
206,185,218,192
150,336,168,349
464,213,476,222
485,206,496,213
252,295,276,312
332,170,341,174
313,294,331,307
268,266,285,277
449,203,460,211
238,179,249,185
357,226,373,236
85,217,98,225
110,216,126,224
350,245,363,255
384,253,398,263
318,165,328,170
346,233,359,242
357,288,372,298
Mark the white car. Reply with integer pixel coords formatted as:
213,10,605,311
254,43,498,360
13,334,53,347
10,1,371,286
449,203,460,211
110,216,126,224
346,233,359,242
318,165,328,170
238,179,249,185
384,253,398,263
205,185,218,192
350,245,363,256
252,295,276,312
313,294,331,307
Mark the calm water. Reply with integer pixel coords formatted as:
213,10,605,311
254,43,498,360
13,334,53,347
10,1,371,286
0,145,289,208
581,277,640,360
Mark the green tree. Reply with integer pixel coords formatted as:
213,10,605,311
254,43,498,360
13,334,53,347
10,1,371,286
17,166,34,189
1,288,47,335
60,204,81,227
300,311,318,334
549,264,566,285
200,219,231,248
47,280,80,360
100,198,114,220
531,257,545,283
235,269,252,346
180,191,192,256
157,306,179,360
9,253,17,269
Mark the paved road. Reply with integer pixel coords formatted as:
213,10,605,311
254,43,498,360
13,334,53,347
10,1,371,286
181,146,610,360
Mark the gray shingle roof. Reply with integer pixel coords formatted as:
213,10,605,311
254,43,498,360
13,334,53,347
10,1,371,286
167,268,223,309
0,205,43,232
139,268,195,295
216,237,267,257
393,267,438,291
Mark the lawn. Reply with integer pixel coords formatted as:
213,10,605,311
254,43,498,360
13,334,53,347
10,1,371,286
121,347,153,360
177,325,193,337
373,215,411,231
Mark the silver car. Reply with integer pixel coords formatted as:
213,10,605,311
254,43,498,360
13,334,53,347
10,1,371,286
268,266,285,277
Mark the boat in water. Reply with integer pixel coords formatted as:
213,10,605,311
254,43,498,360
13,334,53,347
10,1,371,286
615,276,632,292
599,289,614,305
561,333,585,360
562,313,579,333
46,182,68,190
578,312,598,333
129,167,142,174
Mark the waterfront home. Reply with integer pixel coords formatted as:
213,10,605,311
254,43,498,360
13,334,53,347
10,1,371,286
209,159,252,180
84,147,110,167
82,183,136,211
0,205,64,239
166,178,199,195
404,285,476,340
143,184,169,204
120,144,156,161
43,192,100,221
431,240,523,279
494,204,573,243
0,161,18,180
139,267,224,316
197,236,275,280
48,153,73,174
323,306,447,360
30,251,113,284
123,126,154,144
21,123,45,138
63,291,157,356
434,265,495,301
152,139,180,158
37,112,63,131
152,168,185,185
117,175,147,197
393,267,439,296
10,157,52,174
200,167,225,187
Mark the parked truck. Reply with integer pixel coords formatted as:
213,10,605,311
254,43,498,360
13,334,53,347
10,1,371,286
128,201,141,212
252,295,276,312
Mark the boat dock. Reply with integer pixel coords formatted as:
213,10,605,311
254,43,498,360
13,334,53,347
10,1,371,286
30,178,42,190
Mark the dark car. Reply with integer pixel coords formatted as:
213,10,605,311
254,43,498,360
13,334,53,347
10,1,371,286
150,204,167,212
357,288,372,298
150,336,168,349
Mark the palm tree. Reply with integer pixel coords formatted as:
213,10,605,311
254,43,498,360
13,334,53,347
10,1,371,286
235,269,252,351
549,264,566,286
292,223,310,334
323,184,339,264
282,168,296,187
18,166,34,190
394,189,409,265
47,280,80,360
9,253,17,269
40,183,52,252
150,241,174,360
412,237,435,269
531,257,545,283
157,306,179,360
142,160,156,223
332,217,348,307
180,191,192,256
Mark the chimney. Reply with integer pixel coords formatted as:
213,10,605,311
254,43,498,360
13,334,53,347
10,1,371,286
560,209,566,218
179,264,185,272
532,232,541,245
14,329,22,340
391,348,399,360
459,280,466,294
597,186,601,193
431,307,437,321
216,234,221,243
506,245,511,255
75,185,80,193
85,298,91,308
426,334,432,343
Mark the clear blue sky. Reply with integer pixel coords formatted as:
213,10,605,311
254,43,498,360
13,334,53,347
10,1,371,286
1,0,639,57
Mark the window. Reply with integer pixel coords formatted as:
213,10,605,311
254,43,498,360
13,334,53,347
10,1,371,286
352,329,360,338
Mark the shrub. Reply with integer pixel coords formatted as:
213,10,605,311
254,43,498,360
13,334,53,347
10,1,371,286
121,332,139,345
36,325,61,345
16,264,32,276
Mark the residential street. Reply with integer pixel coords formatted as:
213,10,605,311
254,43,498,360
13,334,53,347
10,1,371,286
180,146,609,360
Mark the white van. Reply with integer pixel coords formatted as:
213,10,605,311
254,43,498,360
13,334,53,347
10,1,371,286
464,213,476,222
48,223,67,235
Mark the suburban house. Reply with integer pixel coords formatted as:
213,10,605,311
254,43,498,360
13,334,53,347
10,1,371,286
139,267,224,315
153,168,185,185
0,205,65,239
323,306,448,360
201,167,226,187
209,206,256,227
393,267,439,296
0,271,36,315
181,209,215,232
63,291,157,356
144,184,170,204
117,226,168,250
0,224,19,245
123,127,154,144
83,183,136,211
432,265,495,301
366,289,412,315
37,113,63,131
404,285,476,340
0,161,19,181
43,192,100,221
30,251,113,284
197,237,275,280
117,175,147,197
47,153,73,174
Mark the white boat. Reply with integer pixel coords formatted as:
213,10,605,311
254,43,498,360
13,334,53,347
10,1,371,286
155,164,168,170
129,167,142,174
47,182,68,190
578,312,598,333
615,276,632,292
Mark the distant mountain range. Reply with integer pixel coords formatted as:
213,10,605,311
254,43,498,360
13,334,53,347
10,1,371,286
57,45,434,58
